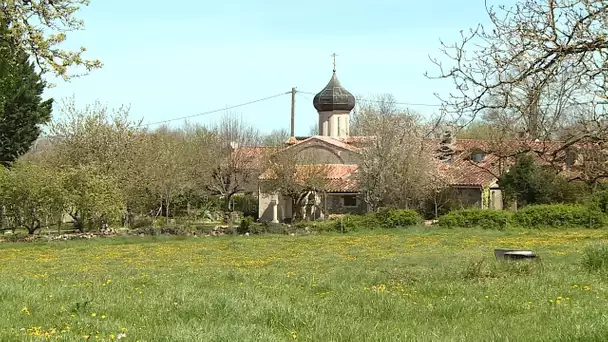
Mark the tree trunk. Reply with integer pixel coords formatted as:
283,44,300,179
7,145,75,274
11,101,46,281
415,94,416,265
0,205,4,232
100,216,109,232
165,193,170,223
70,212,85,233
26,219,41,235
127,206,134,228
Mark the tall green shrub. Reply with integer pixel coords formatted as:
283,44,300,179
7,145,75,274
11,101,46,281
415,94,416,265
376,208,423,228
498,155,589,206
512,204,605,229
438,209,512,230
335,214,381,233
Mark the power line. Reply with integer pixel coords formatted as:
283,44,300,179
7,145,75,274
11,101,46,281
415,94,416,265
141,92,291,127
298,90,443,108
297,92,313,102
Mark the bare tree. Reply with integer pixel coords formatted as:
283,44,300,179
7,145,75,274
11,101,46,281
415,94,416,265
206,113,261,212
429,0,608,185
263,128,290,147
429,0,607,125
308,124,319,136
261,151,331,221
139,126,191,221
354,95,441,211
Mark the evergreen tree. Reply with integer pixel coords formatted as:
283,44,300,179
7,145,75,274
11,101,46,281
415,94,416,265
0,20,53,166
498,155,587,206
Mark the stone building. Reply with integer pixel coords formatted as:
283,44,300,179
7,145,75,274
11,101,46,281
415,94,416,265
252,68,505,223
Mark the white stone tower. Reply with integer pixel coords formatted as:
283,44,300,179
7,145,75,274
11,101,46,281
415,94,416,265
312,57,356,138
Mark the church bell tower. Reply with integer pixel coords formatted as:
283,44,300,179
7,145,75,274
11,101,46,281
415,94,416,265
312,54,356,138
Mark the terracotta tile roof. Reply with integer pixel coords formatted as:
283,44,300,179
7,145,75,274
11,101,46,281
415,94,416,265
439,154,500,187
318,164,360,192
260,164,360,193
325,178,359,192
234,146,276,169
253,136,582,191
323,164,359,178
430,138,575,187
452,139,565,156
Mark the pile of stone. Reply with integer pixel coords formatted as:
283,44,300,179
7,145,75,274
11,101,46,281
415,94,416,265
210,226,232,236
48,232,118,241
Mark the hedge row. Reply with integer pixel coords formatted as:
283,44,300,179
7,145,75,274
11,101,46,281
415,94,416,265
438,204,606,229
335,209,423,233
438,209,512,230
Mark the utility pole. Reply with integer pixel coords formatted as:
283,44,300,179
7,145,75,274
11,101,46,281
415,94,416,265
290,87,296,138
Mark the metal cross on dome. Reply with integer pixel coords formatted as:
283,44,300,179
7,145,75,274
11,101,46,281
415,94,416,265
331,53,338,72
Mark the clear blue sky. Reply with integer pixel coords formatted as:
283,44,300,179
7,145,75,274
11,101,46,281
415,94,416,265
44,0,513,135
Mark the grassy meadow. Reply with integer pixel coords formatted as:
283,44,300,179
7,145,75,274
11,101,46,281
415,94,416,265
1,228,608,341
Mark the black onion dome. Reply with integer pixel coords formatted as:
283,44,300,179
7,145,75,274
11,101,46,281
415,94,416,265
313,72,356,112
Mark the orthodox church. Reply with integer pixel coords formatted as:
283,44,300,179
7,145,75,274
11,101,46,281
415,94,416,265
254,67,505,223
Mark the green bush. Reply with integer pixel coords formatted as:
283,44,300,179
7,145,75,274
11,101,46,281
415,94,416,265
308,221,336,233
160,226,185,235
238,216,254,235
335,214,381,233
377,208,423,228
260,222,286,235
132,227,160,236
293,220,336,233
131,217,154,229
438,209,511,230
512,204,605,229
232,194,258,219
582,243,608,272
1,231,32,243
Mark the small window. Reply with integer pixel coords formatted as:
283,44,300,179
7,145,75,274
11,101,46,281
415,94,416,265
343,195,358,207
471,150,485,162
566,151,576,167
